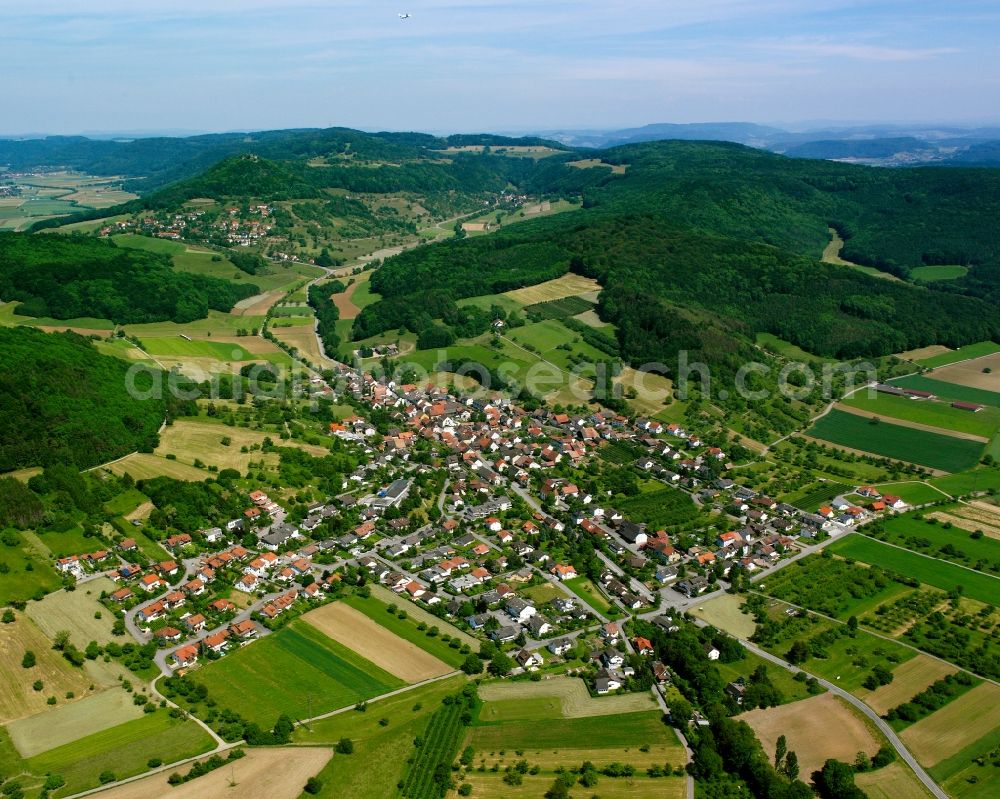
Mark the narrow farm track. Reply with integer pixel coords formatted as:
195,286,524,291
834,401,990,442
763,372,926,454
740,639,948,799
294,670,461,728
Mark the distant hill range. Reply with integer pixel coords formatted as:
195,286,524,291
3,123,1000,183
0,129,571,194
527,122,1000,166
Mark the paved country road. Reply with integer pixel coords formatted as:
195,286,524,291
741,639,947,799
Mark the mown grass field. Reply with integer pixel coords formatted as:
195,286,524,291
294,675,467,799
827,534,1000,604
930,722,1000,799
462,707,686,798
562,576,618,618
25,577,120,647
0,614,97,724
808,409,985,472
7,687,144,757
25,525,96,558
470,709,674,752
195,619,403,725
112,234,323,292
928,468,1000,496
914,342,1000,368
900,682,1000,767
0,301,117,333
106,452,210,482
124,310,268,338
0,530,61,605
477,677,657,720
690,593,757,638
842,393,1000,439
139,337,268,361
456,293,525,315
862,655,959,716
891,375,1000,409
910,265,969,282
872,481,951,504
756,332,836,362
150,418,330,474
339,594,468,668
24,710,215,797
518,581,565,606
855,761,935,799
502,273,601,305
102,487,148,516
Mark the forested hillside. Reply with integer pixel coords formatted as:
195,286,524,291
360,214,998,363
582,142,1000,277
0,233,258,323
0,327,167,471
359,140,1000,365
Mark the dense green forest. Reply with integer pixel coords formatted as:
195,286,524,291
359,214,998,362
0,327,167,471
583,142,1000,294
0,232,258,323
357,141,1000,364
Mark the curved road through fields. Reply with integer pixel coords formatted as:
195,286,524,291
740,639,947,799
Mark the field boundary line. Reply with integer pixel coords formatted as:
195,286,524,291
833,402,991,443
850,530,1000,582
295,670,462,728
738,638,948,799
746,589,999,689
60,739,241,799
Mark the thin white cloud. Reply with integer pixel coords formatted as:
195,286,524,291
757,39,959,62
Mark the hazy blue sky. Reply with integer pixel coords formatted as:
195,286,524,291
4,0,998,134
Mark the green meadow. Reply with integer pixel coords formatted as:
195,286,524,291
808,410,984,472
195,619,403,725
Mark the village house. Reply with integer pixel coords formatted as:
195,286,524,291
172,644,199,669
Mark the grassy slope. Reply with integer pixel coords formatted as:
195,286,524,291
841,393,1000,439
890,375,1000,409
915,342,1000,368
195,619,403,725
25,711,214,797
827,534,1000,604
293,675,467,799
469,710,672,751
808,409,984,472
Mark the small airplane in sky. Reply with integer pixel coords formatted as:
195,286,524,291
398,13,410,20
